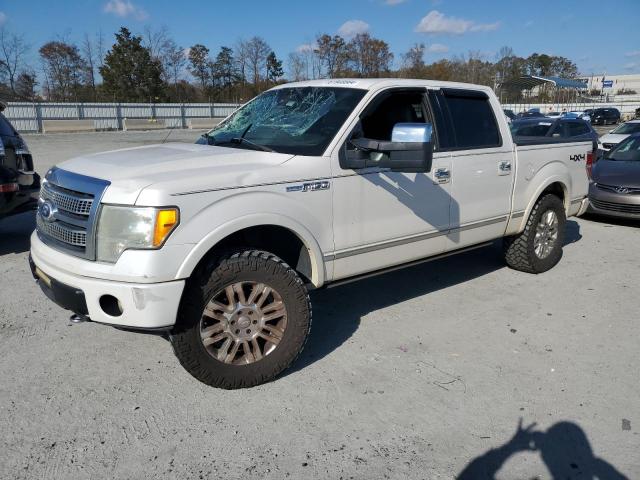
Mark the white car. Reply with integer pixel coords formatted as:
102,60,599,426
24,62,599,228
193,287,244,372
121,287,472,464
598,120,640,151
563,111,591,123
30,79,592,388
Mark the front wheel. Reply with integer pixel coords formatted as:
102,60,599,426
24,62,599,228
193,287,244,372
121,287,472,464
171,250,311,389
503,194,566,274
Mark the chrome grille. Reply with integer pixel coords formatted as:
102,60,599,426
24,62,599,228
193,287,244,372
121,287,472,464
40,182,93,215
591,199,640,214
36,215,87,247
596,184,640,195
36,168,109,260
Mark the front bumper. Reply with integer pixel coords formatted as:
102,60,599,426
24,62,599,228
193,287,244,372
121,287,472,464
30,243,185,329
587,184,640,219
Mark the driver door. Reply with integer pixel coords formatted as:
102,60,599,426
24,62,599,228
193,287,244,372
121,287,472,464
329,88,452,280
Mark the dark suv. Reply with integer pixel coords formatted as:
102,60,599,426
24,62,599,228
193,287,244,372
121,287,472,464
0,102,40,219
589,108,621,125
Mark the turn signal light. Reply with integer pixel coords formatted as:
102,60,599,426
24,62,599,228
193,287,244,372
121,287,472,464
153,208,179,247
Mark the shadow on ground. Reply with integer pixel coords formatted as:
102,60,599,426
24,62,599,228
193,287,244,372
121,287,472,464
289,220,582,375
0,212,35,256
457,419,628,479
581,212,640,229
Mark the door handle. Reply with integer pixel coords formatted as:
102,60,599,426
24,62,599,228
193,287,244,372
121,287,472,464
499,161,512,174
434,168,451,183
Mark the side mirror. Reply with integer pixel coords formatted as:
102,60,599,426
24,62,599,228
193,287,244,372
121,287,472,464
343,123,434,173
609,129,614,134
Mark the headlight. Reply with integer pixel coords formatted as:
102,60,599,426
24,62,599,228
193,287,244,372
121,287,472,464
96,205,179,263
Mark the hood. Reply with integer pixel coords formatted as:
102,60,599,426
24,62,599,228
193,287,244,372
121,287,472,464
593,160,640,188
57,142,294,204
599,133,630,144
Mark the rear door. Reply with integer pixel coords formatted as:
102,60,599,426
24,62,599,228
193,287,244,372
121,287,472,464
429,88,515,249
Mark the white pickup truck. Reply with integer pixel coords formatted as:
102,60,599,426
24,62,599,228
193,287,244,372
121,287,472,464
30,79,592,389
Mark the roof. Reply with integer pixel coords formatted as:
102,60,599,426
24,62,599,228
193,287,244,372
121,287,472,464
272,78,495,94
500,75,588,90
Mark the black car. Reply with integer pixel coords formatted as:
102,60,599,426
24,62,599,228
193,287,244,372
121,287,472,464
588,107,621,125
516,111,547,119
510,117,599,149
0,102,40,220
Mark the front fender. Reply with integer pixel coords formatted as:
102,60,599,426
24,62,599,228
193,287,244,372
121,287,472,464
173,190,330,287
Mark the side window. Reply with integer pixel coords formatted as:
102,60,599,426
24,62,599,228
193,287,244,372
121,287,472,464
566,122,590,136
440,91,501,149
356,91,429,142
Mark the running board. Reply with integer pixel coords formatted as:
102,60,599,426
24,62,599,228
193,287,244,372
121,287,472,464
325,241,495,289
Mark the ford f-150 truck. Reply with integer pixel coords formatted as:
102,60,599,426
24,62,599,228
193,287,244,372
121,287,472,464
30,79,591,389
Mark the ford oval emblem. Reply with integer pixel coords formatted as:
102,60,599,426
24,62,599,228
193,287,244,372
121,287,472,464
39,200,57,222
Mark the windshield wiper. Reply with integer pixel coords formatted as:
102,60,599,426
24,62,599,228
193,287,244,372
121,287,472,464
228,137,276,153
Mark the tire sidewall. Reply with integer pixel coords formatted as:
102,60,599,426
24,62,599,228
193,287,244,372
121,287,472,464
173,252,310,386
526,195,566,272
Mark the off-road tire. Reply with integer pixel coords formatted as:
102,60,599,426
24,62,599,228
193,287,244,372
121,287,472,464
170,249,311,389
503,194,566,274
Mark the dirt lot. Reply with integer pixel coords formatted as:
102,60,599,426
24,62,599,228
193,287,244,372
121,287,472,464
0,130,639,479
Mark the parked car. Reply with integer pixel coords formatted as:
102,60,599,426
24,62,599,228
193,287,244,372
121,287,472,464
546,111,562,119
0,102,40,220
510,117,598,150
516,111,547,119
30,79,591,388
598,120,640,151
503,109,516,122
635,106,640,119
588,133,640,219
562,111,591,123
588,107,621,125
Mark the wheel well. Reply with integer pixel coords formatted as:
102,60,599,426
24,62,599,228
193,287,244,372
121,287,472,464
194,225,313,284
539,182,566,208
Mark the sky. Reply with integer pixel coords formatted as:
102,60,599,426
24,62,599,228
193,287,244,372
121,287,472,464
1,0,639,76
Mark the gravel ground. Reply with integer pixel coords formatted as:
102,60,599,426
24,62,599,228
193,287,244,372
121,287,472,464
0,129,638,479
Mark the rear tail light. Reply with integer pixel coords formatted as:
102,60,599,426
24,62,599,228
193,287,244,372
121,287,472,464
0,182,19,193
586,151,594,180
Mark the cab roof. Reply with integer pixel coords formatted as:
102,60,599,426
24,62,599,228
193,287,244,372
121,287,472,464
270,78,495,94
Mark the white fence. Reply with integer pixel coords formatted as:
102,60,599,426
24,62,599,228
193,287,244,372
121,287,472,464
3,102,242,133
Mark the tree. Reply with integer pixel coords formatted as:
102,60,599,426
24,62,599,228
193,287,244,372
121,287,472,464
15,71,38,101
39,41,87,101
266,51,283,82
315,34,348,77
213,46,237,90
188,44,210,93
288,51,308,81
0,28,29,94
100,27,165,102
164,40,187,100
402,43,426,74
245,36,271,85
347,33,393,77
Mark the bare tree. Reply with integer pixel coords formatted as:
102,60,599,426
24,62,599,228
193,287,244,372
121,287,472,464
82,33,100,99
0,28,29,94
245,36,271,85
288,52,308,81
164,40,187,98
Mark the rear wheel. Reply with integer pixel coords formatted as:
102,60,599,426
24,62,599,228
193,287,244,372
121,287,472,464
171,250,311,389
503,194,566,274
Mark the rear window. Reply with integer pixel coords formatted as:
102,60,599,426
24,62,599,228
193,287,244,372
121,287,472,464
511,122,552,136
565,122,590,136
440,91,501,149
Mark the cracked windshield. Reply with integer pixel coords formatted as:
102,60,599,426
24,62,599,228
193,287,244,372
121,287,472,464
201,87,365,155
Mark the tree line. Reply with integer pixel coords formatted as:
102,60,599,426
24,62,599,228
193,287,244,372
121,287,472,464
0,25,580,104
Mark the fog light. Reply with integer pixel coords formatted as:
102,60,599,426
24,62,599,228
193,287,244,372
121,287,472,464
99,295,123,317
